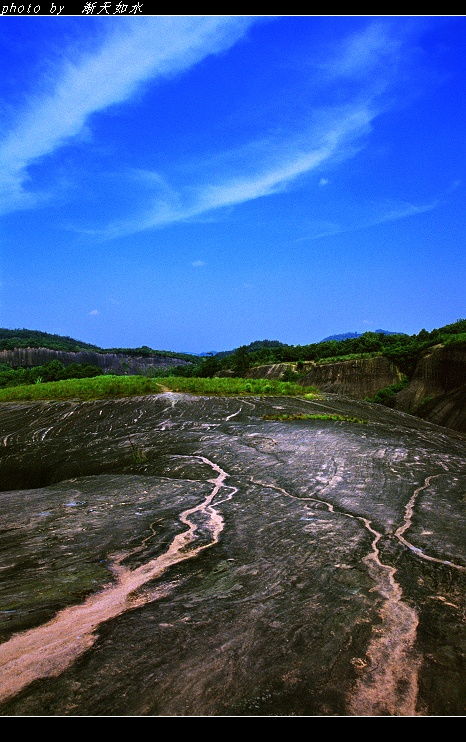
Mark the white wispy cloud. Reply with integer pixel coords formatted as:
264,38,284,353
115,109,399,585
82,20,425,240
296,197,442,242
325,20,403,80
0,16,257,214
2,17,434,245
92,104,374,239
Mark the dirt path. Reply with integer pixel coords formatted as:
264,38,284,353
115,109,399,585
347,519,421,716
250,472,464,717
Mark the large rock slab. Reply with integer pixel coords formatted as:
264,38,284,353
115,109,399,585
0,347,191,375
0,393,464,716
298,357,403,399
246,357,402,399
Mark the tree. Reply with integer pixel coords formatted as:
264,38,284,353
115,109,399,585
197,355,222,378
231,345,250,377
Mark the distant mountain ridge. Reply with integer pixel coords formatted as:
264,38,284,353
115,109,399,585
0,328,195,361
321,330,406,342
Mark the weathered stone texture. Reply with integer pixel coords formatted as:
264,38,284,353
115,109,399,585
247,357,402,399
0,347,190,375
245,348,466,433
394,345,466,432
0,393,464,716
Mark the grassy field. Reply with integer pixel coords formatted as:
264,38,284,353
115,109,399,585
0,374,320,402
159,376,317,398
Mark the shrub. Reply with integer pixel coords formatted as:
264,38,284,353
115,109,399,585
365,377,409,407
263,413,367,423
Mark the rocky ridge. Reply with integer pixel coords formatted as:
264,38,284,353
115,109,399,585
0,347,191,375
245,345,466,434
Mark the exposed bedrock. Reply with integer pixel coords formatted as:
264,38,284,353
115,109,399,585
0,347,191,375
0,393,464,716
298,357,402,399
245,346,466,433
247,357,402,399
393,345,466,433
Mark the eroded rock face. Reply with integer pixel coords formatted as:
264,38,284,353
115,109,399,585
394,345,466,432
246,363,300,380
0,393,464,717
245,348,466,433
0,348,191,375
297,357,403,398
247,358,402,399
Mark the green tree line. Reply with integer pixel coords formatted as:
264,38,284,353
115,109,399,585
0,360,104,388
1,320,464,386
159,319,466,380
0,329,101,352
0,329,195,361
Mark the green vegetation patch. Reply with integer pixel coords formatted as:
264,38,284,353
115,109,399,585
365,376,409,407
158,376,318,397
0,375,165,402
0,359,104,389
443,332,466,348
0,374,321,402
263,413,368,423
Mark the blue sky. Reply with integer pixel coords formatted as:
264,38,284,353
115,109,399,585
0,15,465,353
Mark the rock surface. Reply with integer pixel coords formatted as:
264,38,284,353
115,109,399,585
0,347,191,375
0,392,464,717
393,345,466,432
246,357,402,398
297,357,402,399
245,346,466,433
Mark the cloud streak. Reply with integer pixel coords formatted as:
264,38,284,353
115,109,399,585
296,197,443,243
1,17,435,246
89,104,374,239
0,16,256,214
76,19,423,241
300,180,462,242
324,20,404,80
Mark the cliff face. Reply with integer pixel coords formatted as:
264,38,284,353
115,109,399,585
1,345,465,433
246,347,466,433
298,357,403,398
247,357,402,399
393,344,466,432
0,347,191,375
246,363,301,380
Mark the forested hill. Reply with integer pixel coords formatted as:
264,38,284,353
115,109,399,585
1,319,465,375
320,329,404,342
174,319,466,380
0,329,100,353
0,329,194,361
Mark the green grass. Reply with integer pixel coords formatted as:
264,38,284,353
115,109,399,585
0,374,321,402
263,413,368,423
159,376,318,397
0,375,165,402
